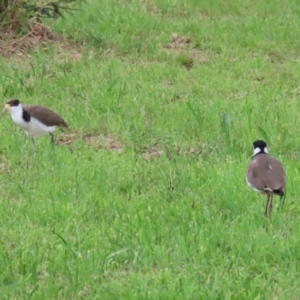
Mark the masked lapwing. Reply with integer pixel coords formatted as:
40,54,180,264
4,99,68,152
246,140,286,217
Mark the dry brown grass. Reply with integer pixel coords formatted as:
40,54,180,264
0,21,85,62
0,22,58,57
142,0,159,14
59,133,125,153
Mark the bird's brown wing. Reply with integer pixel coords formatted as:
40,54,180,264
263,156,286,193
24,105,68,128
247,154,286,193
247,156,269,190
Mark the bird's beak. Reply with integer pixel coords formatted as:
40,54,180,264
2,104,11,114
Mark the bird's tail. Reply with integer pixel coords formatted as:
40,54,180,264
273,189,284,196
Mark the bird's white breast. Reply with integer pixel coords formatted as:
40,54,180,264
27,118,56,137
9,105,56,137
10,106,29,131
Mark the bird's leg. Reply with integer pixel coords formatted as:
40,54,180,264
279,194,285,211
50,133,55,146
268,193,273,216
31,136,36,154
264,192,270,217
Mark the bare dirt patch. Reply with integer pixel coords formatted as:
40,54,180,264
164,33,193,51
266,52,283,64
58,133,125,153
59,134,201,158
163,33,208,69
104,135,125,153
142,0,159,14
142,145,163,160
0,21,84,61
0,22,58,57
58,133,77,145
255,76,265,83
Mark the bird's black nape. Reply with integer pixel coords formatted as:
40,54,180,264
253,140,267,150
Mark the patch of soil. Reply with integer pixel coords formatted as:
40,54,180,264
0,21,84,61
58,133,125,153
163,33,208,69
183,58,194,71
103,135,125,153
164,33,193,51
142,0,159,14
0,22,58,57
58,133,77,145
266,52,283,64
175,147,200,156
142,145,163,160
255,76,265,83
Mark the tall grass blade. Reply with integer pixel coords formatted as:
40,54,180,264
221,112,232,151
187,101,202,126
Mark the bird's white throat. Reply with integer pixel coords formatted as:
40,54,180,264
253,147,268,155
9,103,23,117
9,103,24,125
8,103,56,137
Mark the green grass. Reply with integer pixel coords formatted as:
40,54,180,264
0,0,300,298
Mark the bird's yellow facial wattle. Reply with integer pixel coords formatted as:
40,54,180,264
3,103,11,113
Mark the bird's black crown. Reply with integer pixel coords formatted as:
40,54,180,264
6,99,20,106
253,140,267,150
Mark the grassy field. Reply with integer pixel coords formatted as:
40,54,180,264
1,0,300,298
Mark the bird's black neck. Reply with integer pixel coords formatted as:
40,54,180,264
22,108,31,122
